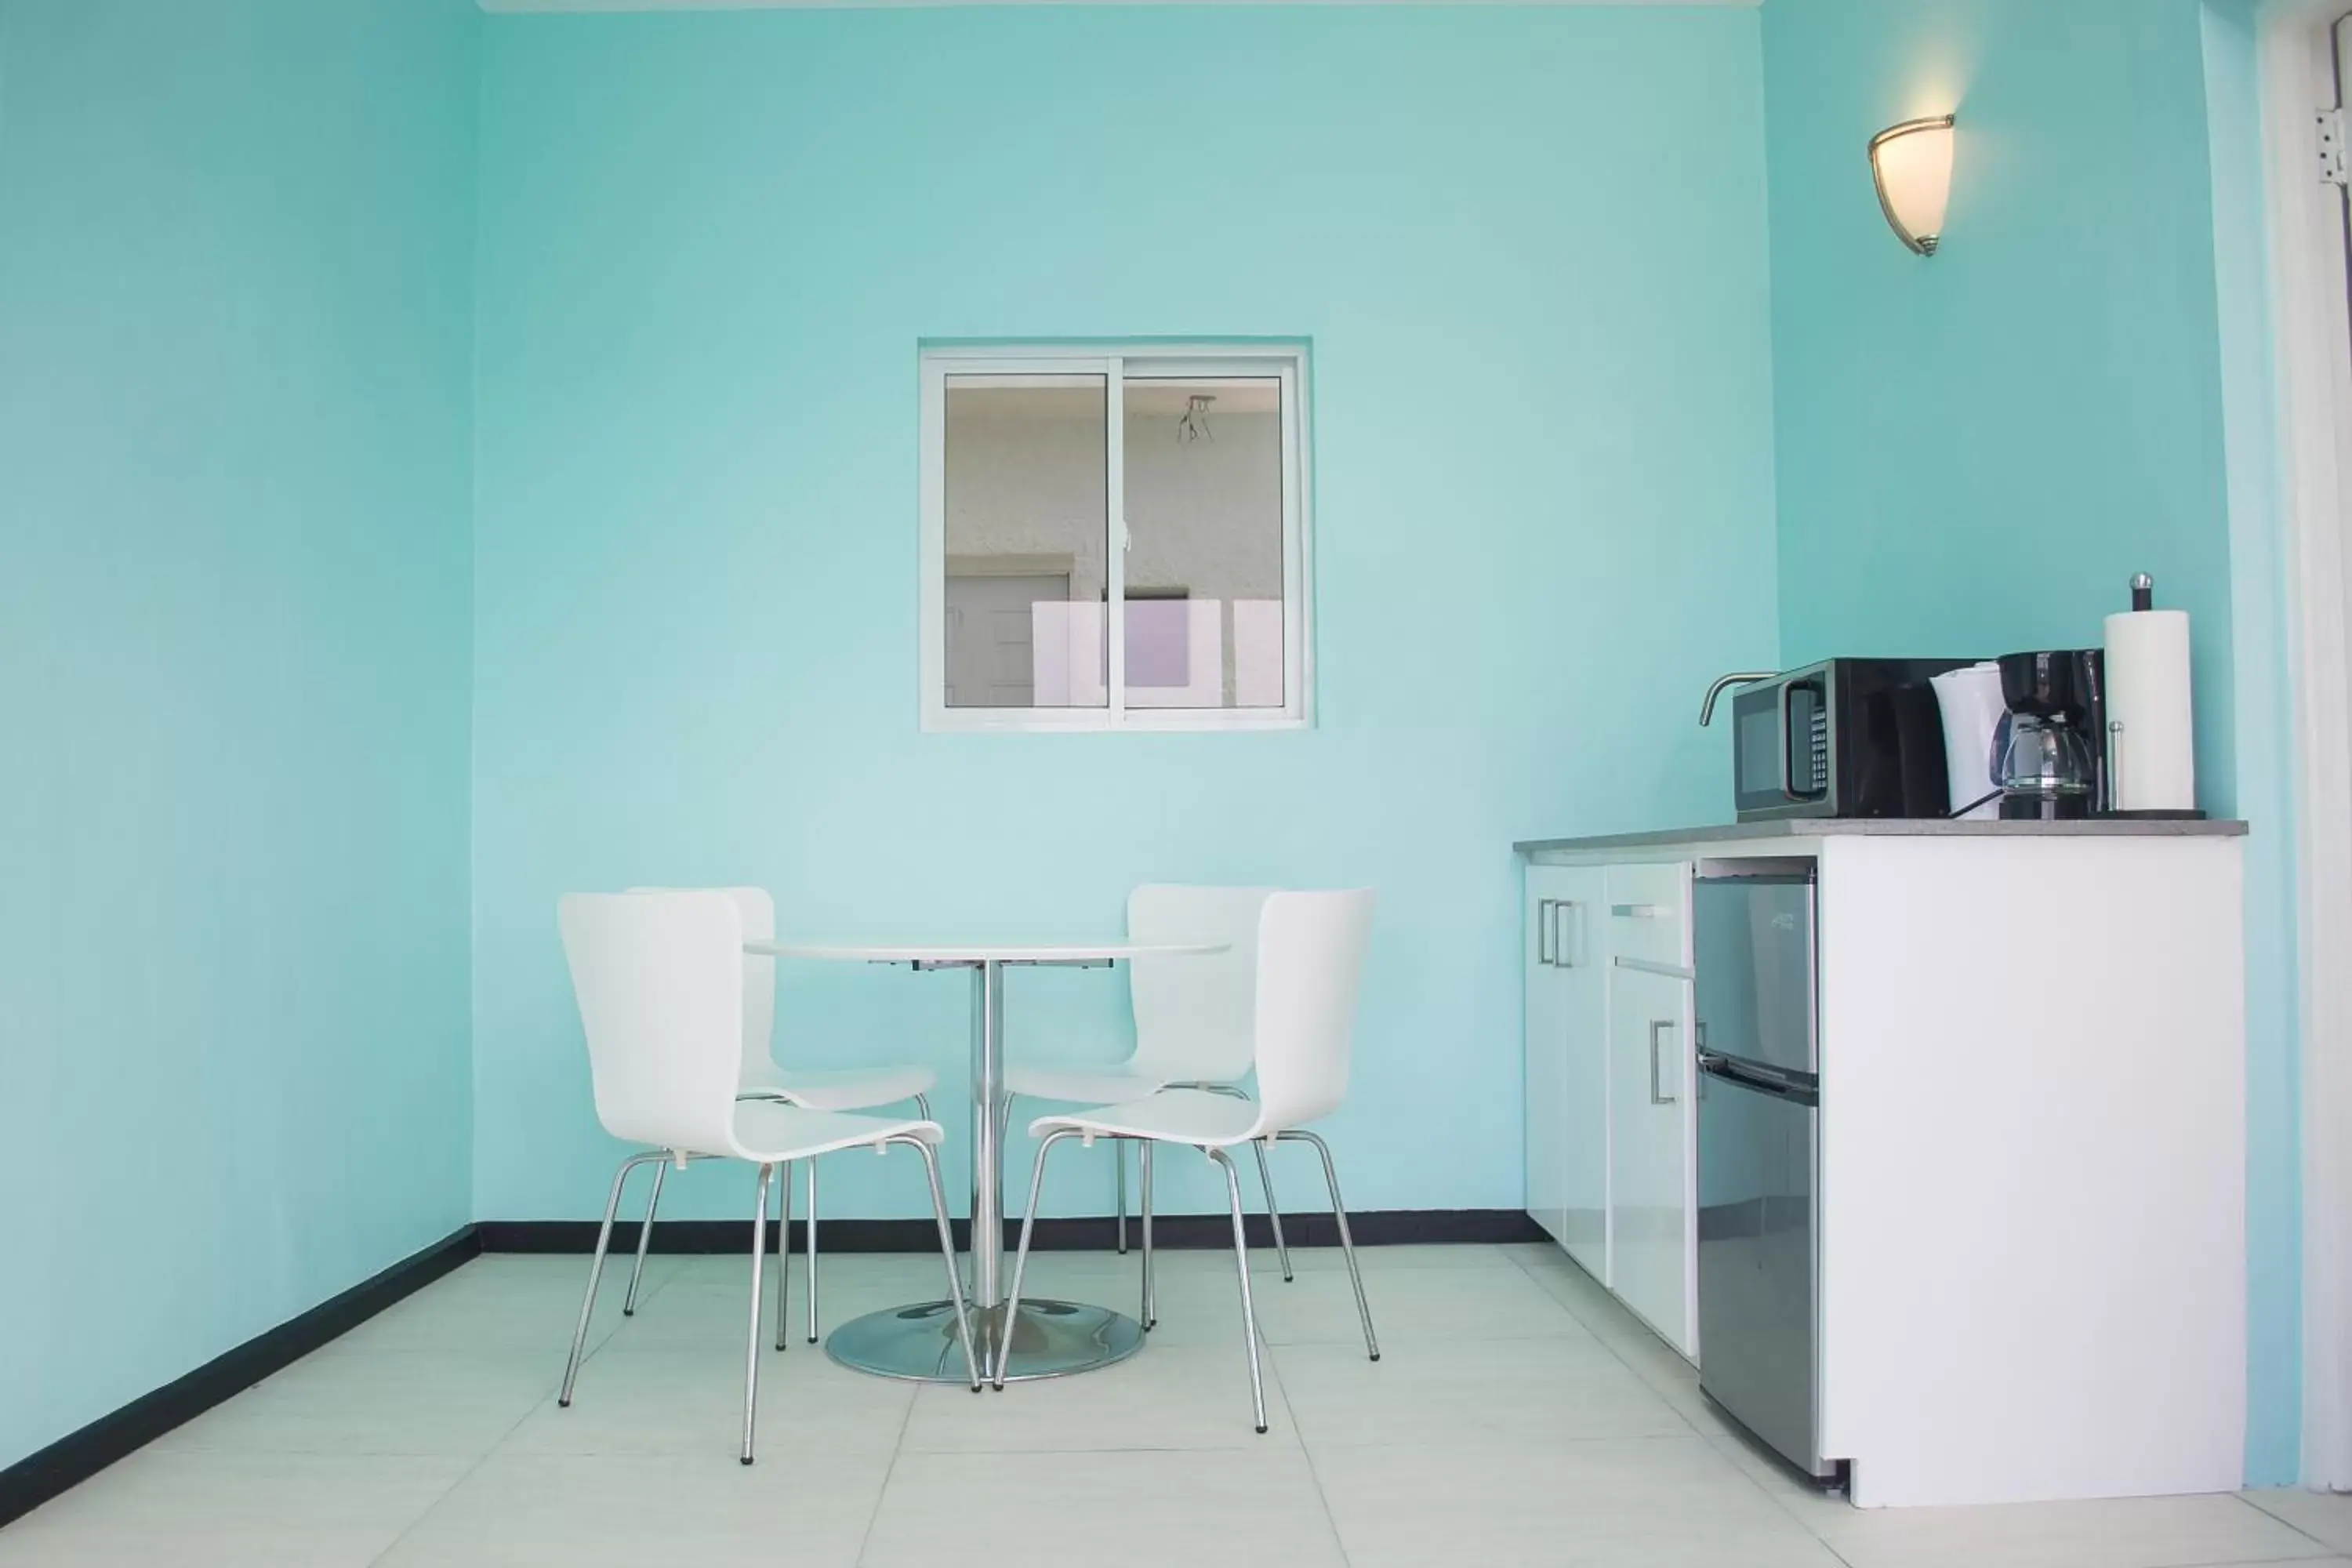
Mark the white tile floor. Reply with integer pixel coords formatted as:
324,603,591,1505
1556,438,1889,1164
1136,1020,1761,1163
2,1240,2345,1567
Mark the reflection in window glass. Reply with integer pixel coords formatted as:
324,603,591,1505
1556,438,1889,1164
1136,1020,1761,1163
1121,379,1285,710
942,376,1108,708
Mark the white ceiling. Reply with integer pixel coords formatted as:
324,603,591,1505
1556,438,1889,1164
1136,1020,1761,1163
483,0,1752,12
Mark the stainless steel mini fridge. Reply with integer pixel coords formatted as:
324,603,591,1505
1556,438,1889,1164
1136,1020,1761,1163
1693,869,1833,1483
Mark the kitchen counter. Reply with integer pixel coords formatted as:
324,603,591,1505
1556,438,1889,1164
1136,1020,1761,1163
1515,816,2247,856
1514,817,2247,1507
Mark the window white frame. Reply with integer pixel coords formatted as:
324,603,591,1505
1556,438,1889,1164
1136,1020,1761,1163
917,343,1312,733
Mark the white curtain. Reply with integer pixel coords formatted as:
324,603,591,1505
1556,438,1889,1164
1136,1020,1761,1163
2254,0,2352,1492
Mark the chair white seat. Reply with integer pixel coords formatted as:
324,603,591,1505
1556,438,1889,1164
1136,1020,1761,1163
556,888,979,1465
731,1099,940,1162
1002,1064,1164,1107
745,1063,937,1112
996,888,1381,1432
1026,1087,1258,1148
1003,884,1290,1269
623,886,939,1346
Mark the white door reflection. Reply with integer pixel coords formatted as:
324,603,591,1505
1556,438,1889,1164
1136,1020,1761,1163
1030,597,1285,710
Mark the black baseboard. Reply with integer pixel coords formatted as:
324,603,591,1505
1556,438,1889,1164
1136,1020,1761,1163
475,1208,1544,1255
0,1225,481,1530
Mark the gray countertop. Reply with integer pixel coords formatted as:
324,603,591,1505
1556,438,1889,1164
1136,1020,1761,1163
1514,817,2249,855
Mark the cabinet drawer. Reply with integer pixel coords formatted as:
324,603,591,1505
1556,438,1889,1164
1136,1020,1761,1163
1606,862,1692,971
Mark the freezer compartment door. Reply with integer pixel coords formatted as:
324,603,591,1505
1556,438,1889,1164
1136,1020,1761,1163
1697,1063,1829,1479
1693,875,1816,1078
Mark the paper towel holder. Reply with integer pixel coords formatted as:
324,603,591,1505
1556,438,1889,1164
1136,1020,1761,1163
2101,572,2206,821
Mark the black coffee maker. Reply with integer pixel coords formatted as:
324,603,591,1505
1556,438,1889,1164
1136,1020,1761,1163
1994,650,2109,819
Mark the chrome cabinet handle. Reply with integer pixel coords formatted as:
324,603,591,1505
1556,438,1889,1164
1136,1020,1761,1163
1538,900,1584,968
1649,1020,1678,1105
1610,903,1665,920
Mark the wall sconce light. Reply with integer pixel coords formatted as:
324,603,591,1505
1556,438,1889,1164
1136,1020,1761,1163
1868,114,1955,256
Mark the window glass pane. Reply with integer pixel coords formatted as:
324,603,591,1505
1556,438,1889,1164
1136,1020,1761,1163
943,374,1107,709
1121,377,1285,710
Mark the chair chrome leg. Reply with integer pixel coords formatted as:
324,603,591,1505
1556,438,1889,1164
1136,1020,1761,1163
622,1158,666,1316
774,1160,792,1351
996,1128,1080,1388
561,1151,663,1407
913,1091,932,1123
1207,1146,1269,1433
742,1163,773,1465
1140,1140,1156,1330
1252,1138,1294,1282
804,1160,820,1344
1287,1130,1379,1361
898,1134,983,1391
1195,1083,1292,1284
995,1093,1014,1235
1115,1139,1128,1254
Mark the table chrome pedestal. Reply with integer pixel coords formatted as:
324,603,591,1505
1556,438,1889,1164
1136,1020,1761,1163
826,1298,1145,1384
742,940,1221,1385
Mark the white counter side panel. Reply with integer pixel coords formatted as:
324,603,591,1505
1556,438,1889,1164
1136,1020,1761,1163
1815,834,2245,1508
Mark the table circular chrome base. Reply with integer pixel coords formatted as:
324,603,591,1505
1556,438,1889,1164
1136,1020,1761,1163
824,1298,1145,1384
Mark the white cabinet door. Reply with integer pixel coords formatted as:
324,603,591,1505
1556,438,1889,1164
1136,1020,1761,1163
1524,869,1569,1247
1609,960,1696,1355
1526,866,1607,1268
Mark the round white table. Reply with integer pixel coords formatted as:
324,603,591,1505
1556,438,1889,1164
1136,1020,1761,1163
744,938,1228,1383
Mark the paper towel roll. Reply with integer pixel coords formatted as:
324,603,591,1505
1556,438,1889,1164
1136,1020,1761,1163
1930,662,2006,818
2103,608,2196,811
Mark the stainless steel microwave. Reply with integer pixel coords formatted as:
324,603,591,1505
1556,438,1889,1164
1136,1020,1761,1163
1730,659,1976,821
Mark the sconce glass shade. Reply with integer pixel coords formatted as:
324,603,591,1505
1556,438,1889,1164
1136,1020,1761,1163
1868,114,1955,256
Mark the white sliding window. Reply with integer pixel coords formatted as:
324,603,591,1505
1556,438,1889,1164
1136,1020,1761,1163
918,344,1312,732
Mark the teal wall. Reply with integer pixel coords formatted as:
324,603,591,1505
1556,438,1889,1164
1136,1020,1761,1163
1759,0,2298,1483
469,6,1782,1226
0,0,479,1469
1762,0,2236,794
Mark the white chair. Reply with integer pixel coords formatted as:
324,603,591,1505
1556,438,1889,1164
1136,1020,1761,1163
556,890,978,1464
619,886,936,1348
1004,884,1296,1279
997,889,1380,1432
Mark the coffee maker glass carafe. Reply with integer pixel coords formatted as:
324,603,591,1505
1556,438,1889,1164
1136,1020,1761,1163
1996,713,2096,804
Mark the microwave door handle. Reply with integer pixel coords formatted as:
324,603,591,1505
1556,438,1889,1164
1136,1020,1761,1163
1778,682,1798,801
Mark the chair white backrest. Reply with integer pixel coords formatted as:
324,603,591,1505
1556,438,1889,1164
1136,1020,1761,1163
1126,884,1278,1084
724,887,779,1080
1247,889,1377,1133
558,891,747,1156
627,884,777,1081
